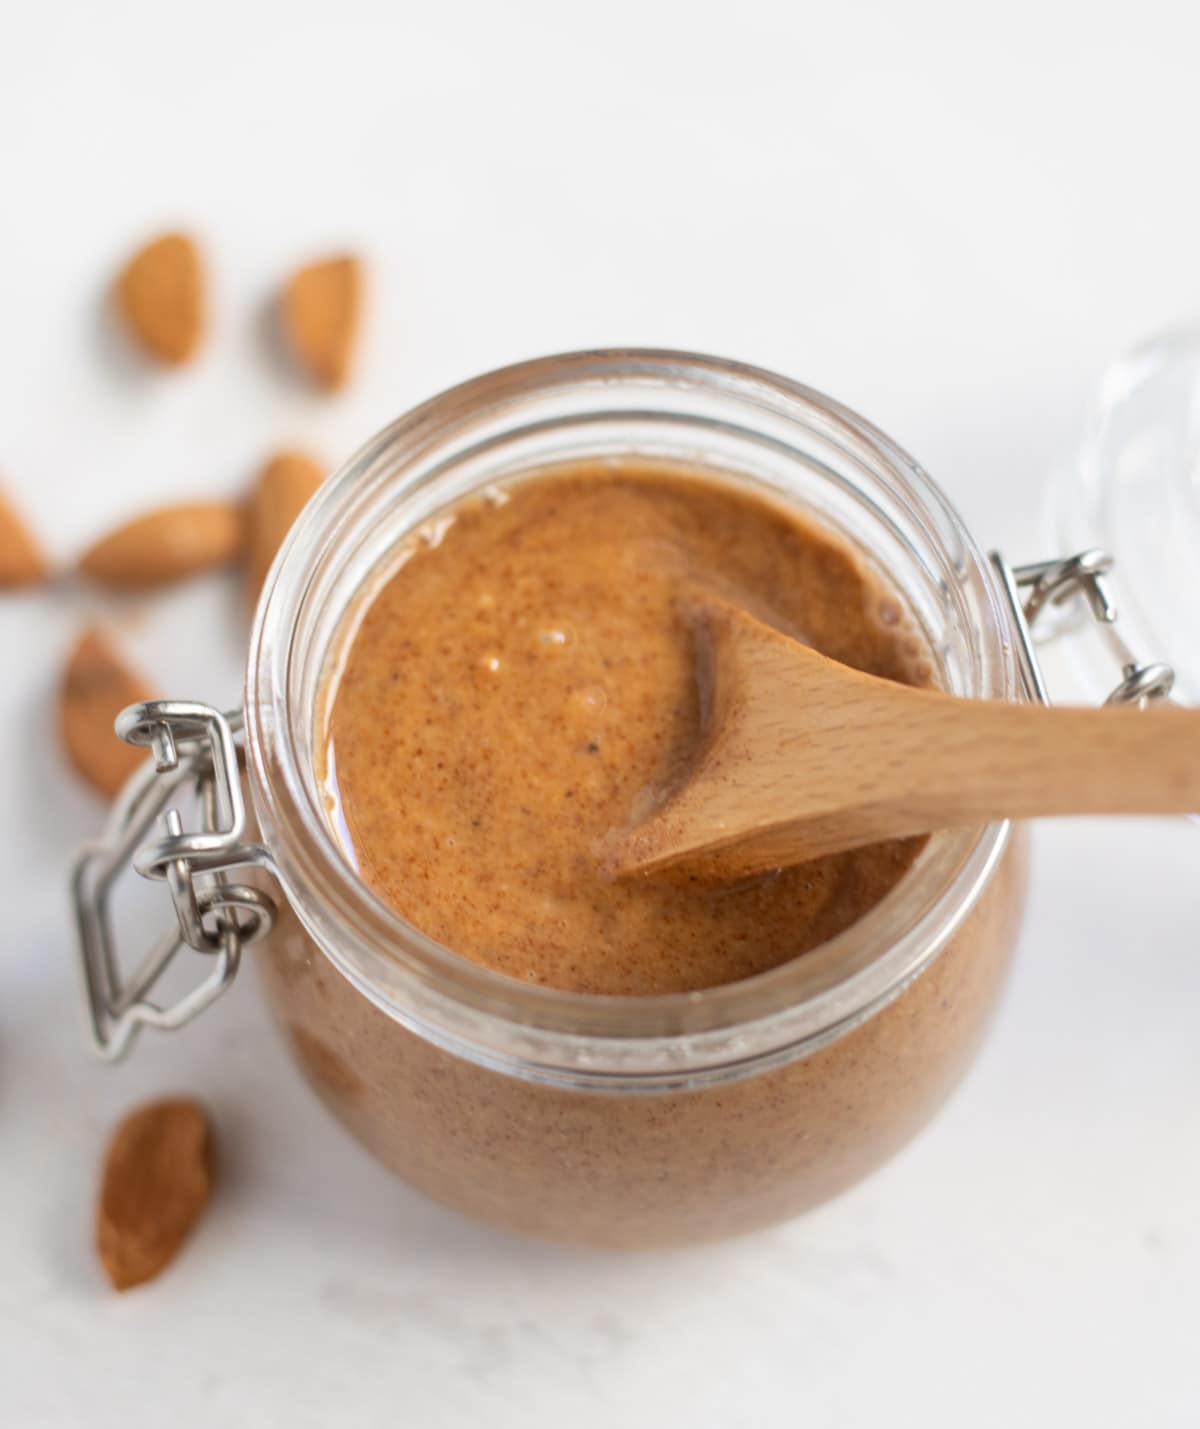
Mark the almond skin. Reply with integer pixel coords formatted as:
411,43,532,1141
245,450,325,602
60,627,153,797
96,1098,214,1292
280,254,362,390
114,232,204,365
0,485,47,587
78,501,242,589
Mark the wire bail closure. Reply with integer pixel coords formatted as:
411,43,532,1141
71,703,278,1061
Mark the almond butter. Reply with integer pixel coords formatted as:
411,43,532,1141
60,627,153,797
0,484,47,587
280,254,362,391
78,501,241,589
114,232,204,365
245,450,325,601
96,1098,214,1291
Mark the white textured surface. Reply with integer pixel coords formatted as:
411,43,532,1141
2,2,1199,1424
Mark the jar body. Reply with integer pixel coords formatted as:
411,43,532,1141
245,351,1032,1248
256,832,1026,1246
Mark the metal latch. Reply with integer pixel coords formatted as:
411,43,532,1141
72,703,278,1060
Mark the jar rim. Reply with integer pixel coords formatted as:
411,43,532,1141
245,349,1020,1084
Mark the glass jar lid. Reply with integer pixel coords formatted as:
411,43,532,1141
1054,328,1200,705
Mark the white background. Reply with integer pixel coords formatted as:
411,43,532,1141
2,1,1199,1424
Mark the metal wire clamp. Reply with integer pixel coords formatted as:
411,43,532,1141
71,702,277,1061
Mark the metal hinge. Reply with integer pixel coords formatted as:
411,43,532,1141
71,702,278,1061
990,550,1175,708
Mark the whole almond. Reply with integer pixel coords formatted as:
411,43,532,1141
60,627,153,797
0,485,47,587
280,254,362,391
114,232,204,365
245,450,325,601
97,1098,214,1291
79,501,242,589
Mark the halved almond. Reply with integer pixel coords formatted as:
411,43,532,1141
78,501,241,589
97,1098,214,1291
114,232,205,365
244,450,325,602
0,485,47,587
60,627,153,797
280,254,362,391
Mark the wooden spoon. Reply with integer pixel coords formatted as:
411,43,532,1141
606,599,1200,882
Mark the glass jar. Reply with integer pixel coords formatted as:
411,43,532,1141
84,348,1158,1248
248,349,1032,1246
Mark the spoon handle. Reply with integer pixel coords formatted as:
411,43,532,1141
870,696,1200,823
609,602,1200,880
704,698,1200,878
